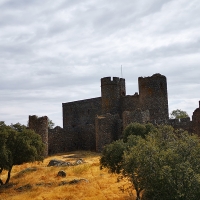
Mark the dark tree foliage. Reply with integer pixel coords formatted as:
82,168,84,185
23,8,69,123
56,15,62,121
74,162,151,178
100,123,200,200
100,139,126,174
170,109,189,119
123,122,157,142
48,119,55,129
0,122,44,185
10,122,26,132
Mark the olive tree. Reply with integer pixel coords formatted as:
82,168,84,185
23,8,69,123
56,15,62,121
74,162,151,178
0,122,44,185
100,123,200,200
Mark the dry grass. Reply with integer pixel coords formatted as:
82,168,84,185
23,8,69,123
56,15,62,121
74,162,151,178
0,151,136,200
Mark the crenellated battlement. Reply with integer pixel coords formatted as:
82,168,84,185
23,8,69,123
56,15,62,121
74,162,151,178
138,73,167,93
138,73,167,94
139,73,165,79
101,77,125,86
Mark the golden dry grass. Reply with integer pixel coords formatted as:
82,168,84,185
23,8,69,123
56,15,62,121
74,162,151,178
0,151,136,200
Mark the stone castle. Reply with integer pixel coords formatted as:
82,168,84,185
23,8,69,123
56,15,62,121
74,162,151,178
28,73,200,156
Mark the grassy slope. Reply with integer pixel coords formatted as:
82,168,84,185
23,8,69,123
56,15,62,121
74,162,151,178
0,151,135,200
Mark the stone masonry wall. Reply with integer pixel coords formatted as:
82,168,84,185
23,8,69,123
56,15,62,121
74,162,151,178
29,115,48,157
138,73,169,122
62,97,101,129
48,126,66,154
101,77,125,115
192,101,200,136
74,124,96,150
48,124,96,153
95,113,121,152
168,117,192,133
123,109,150,130
121,94,140,116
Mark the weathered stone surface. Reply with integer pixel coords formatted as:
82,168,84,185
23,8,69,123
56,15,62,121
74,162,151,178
74,159,84,165
47,159,84,167
29,115,48,157
95,113,121,152
123,109,150,129
47,159,71,167
192,101,200,136
57,170,66,177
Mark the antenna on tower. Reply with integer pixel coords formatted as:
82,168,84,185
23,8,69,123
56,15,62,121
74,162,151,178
121,65,123,78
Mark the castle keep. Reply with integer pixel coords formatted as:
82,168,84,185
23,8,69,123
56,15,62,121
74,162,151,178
29,73,200,154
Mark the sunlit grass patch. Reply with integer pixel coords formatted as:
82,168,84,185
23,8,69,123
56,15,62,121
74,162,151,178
71,163,91,175
0,151,135,200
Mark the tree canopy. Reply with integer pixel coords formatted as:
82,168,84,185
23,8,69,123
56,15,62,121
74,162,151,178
123,122,157,142
0,122,44,185
170,109,189,119
100,123,200,200
48,119,55,129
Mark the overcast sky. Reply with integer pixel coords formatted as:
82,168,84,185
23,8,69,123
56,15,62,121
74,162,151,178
0,0,200,127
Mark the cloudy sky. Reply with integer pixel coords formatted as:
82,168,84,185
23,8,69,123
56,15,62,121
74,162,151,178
0,0,200,127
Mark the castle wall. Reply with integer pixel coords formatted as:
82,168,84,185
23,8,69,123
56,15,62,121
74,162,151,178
95,113,121,152
48,124,96,154
48,126,66,154
138,73,169,122
75,124,96,150
121,94,140,115
62,97,101,128
122,109,150,129
28,115,48,157
168,117,193,133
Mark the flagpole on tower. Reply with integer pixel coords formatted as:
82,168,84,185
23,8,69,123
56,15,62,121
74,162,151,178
121,65,123,78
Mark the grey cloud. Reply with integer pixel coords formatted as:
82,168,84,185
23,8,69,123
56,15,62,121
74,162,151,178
1,0,40,9
0,0,200,126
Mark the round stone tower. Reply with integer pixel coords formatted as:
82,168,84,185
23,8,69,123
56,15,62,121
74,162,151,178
138,73,169,122
29,115,48,157
101,77,126,115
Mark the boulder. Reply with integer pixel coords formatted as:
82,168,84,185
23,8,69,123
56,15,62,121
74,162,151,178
47,159,71,167
57,170,66,177
74,159,84,165
47,159,84,167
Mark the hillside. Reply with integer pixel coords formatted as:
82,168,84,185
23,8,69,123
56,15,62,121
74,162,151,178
0,151,135,200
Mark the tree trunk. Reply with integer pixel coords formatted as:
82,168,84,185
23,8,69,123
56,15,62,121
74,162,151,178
5,166,12,185
136,189,141,200
0,168,3,185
